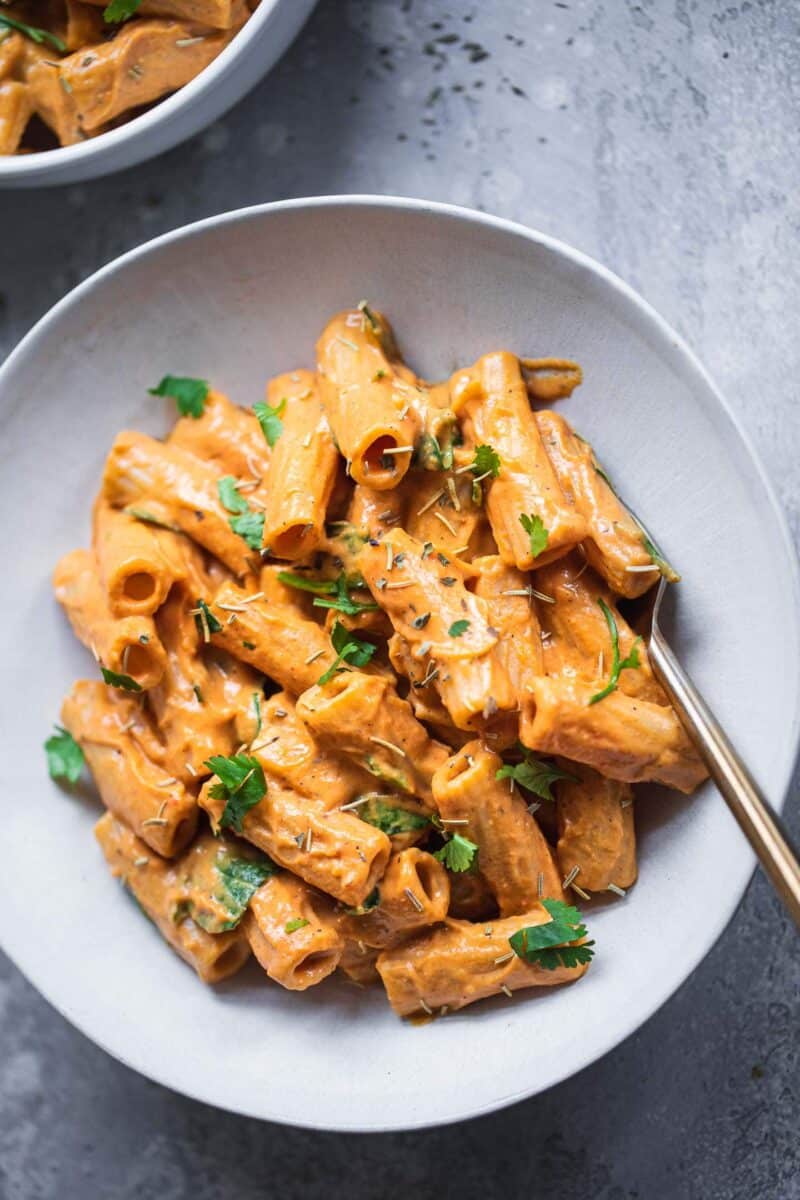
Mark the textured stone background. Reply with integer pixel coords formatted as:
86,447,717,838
1,1,799,1197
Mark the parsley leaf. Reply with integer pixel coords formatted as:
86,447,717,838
317,620,376,685
312,573,379,616
345,886,380,916
192,852,275,932
0,11,66,49
509,897,595,970
433,833,478,872
496,751,576,801
124,507,181,532
285,917,310,934
254,398,286,448
277,571,337,596
206,754,266,833
358,796,430,836
415,431,455,471
217,476,264,551
520,512,549,559
252,691,262,740
148,374,209,418
642,534,681,584
471,443,501,477
44,725,84,784
217,475,249,514
100,667,142,692
193,598,222,638
448,619,470,638
103,0,141,20
589,598,641,705
229,509,264,551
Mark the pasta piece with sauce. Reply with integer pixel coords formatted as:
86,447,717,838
95,812,250,982
63,681,198,856
261,370,339,560
53,548,167,690
450,351,587,569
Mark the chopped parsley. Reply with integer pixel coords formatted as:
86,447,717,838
509,898,595,970
243,640,256,650
100,667,142,692
415,431,455,471
148,374,209,418
252,691,262,740
206,753,266,833
470,443,501,477
192,851,275,932
124,507,181,532
193,598,222,638
448,619,470,638
103,0,141,20
412,613,431,629
496,749,576,802
254,398,286,448
589,598,641,705
357,299,380,333
217,475,264,551
642,534,681,583
520,512,549,559
434,833,478,872
0,12,66,50
358,796,430,836
312,574,379,617
285,917,310,934
346,886,380,916
44,726,84,784
317,620,376,685
277,571,337,596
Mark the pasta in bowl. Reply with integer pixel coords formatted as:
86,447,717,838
47,302,708,1019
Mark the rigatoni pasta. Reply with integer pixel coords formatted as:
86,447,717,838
47,306,706,1019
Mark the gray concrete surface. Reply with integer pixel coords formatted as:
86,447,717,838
2,1,799,1196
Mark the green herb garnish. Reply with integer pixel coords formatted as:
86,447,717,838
312,574,379,617
496,749,576,802
358,796,430,836
448,619,470,638
509,898,595,970
254,398,286,448
285,917,310,934
345,886,380,916
103,0,141,21
317,620,376,685
217,475,264,551
194,597,222,638
0,12,66,50
100,667,142,692
277,571,337,596
470,444,501,477
519,513,549,559
191,852,275,932
44,726,83,784
148,374,209,418
433,833,478,873
589,598,641,705
642,534,681,583
206,754,266,833
124,507,181,532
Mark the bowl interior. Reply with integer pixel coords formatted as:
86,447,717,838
0,198,797,1130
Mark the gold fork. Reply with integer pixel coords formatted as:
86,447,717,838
637,544,800,926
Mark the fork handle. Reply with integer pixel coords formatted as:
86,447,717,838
650,627,800,927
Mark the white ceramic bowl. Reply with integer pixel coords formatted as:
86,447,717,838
0,0,316,187
0,197,797,1131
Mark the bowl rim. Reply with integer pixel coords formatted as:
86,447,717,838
2,194,799,1130
0,0,288,181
